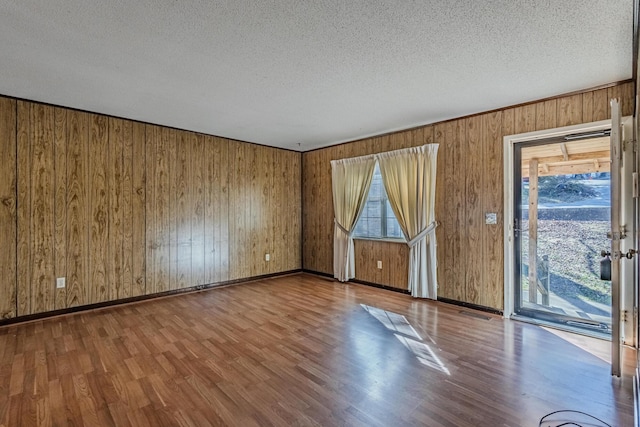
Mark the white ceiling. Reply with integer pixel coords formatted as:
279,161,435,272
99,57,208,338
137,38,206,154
0,1,632,152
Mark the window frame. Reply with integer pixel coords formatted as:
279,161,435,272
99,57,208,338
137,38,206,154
353,164,405,242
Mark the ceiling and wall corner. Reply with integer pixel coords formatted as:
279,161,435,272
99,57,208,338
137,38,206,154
0,1,632,152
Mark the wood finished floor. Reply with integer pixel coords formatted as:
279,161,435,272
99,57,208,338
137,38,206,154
0,273,635,426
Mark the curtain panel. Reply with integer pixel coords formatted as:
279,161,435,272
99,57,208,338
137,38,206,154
377,144,439,298
330,155,376,282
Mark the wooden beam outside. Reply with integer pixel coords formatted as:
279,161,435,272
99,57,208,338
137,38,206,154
541,163,549,174
521,159,611,178
560,143,569,161
521,150,610,167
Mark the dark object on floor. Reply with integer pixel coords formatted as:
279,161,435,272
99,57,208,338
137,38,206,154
539,409,611,427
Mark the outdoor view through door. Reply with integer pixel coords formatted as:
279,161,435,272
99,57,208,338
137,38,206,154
514,135,612,335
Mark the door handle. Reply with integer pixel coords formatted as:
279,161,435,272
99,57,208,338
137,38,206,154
600,249,637,259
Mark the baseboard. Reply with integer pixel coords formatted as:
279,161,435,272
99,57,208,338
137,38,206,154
302,269,333,279
437,297,503,316
301,270,506,311
302,269,410,295
0,269,302,327
350,279,410,295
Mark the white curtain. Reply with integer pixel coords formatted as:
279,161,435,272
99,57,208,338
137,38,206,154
331,155,376,282
377,144,439,298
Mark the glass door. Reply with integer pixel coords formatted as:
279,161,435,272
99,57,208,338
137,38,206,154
513,134,613,336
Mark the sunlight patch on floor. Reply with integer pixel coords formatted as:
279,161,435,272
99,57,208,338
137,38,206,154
542,326,610,363
361,304,449,375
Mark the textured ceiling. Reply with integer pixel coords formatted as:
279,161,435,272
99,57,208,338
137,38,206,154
0,1,632,151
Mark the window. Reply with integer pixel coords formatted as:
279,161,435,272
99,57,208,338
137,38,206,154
353,164,404,239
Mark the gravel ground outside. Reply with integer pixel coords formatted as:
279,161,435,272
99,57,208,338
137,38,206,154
520,219,611,306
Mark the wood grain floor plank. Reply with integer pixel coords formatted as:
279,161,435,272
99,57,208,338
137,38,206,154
0,274,634,426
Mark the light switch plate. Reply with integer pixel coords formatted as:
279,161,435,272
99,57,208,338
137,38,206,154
56,277,65,289
485,213,497,225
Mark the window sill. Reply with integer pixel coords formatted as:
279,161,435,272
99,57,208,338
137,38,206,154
353,237,406,244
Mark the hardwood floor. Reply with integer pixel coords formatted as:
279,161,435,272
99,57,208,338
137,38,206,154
0,273,634,426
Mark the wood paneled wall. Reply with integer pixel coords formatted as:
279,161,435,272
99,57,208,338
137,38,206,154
0,98,17,319
302,82,634,310
354,239,409,290
0,97,301,319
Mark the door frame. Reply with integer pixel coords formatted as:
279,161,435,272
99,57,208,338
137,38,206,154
503,119,624,323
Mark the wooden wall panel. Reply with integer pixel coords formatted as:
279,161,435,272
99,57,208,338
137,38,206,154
354,240,409,290
168,128,179,291
203,135,216,284
272,150,285,274
261,146,273,274
144,125,158,294
304,150,319,272
0,98,17,319
273,148,301,274
354,240,376,284
582,92,594,124
317,148,333,275
175,130,191,290
34,104,56,314
190,134,205,286
131,122,146,297
433,122,453,298
324,148,335,272
66,110,90,308
514,104,536,134
536,100,557,130
228,141,245,280
434,119,467,301
465,116,482,304
16,101,30,315
155,127,170,293
481,112,503,309
301,153,311,271
591,88,609,122
53,108,67,310
214,137,230,283
90,114,110,304
250,145,261,277
431,125,444,298
389,242,409,290
117,119,146,299
302,82,634,310
17,103,57,315
557,94,582,127
289,152,302,271
6,96,300,319
451,120,467,301
108,118,124,301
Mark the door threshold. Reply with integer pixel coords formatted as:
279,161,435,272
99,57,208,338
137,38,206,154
511,314,611,341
